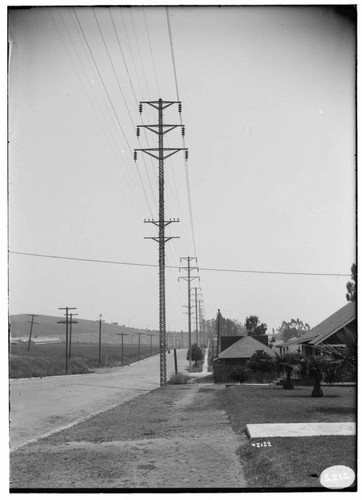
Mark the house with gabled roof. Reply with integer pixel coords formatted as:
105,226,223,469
213,335,277,382
276,302,356,357
217,335,276,364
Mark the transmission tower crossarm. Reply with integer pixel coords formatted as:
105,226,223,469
138,124,182,135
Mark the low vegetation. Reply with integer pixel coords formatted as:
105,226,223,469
167,373,190,385
223,384,356,488
9,343,159,378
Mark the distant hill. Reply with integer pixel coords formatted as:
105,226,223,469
9,314,161,345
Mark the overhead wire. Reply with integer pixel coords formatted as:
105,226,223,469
166,6,198,260
91,7,156,215
108,7,160,214
49,8,147,218
9,252,351,277
72,9,132,156
68,10,150,218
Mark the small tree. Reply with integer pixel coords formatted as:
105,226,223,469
247,350,275,382
274,352,304,389
245,316,267,336
277,318,310,343
186,343,203,367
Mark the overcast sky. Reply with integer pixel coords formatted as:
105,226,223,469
8,4,356,333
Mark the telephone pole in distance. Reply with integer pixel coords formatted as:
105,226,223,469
27,314,39,351
58,307,77,374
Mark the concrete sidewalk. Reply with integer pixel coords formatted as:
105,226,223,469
246,422,356,439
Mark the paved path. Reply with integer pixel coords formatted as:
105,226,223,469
246,422,356,439
10,349,187,450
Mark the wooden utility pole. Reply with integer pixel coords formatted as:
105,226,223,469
98,314,104,366
136,332,145,361
147,333,156,356
173,348,178,374
117,333,129,365
69,313,78,359
58,307,77,374
194,287,199,345
216,309,221,357
27,314,39,351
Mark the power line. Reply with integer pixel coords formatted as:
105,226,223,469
165,7,198,259
91,7,155,215
9,251,350,277
48,9,149,218
142,7,161,97
73,8,132,155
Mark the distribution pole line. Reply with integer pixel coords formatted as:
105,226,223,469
98,314,104,366
179,257,199,372
199,299,204,346
135,98,188,387
58,307,77,374
27,314,39,352
216,309,221,357
117,333,128,365
69,312,78,359
147,333,156,356
136,332,145,361
194,287,199,345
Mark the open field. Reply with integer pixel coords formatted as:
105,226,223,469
10,342,160,378
223,385,356,489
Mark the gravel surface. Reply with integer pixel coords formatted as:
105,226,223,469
10,384,247,490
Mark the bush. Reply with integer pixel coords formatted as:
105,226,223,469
247,350,275,373
168,373,190,385
227,367,249,384
186,343,203,366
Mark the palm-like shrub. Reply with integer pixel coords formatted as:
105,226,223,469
293,356,331,397
274,352,304,389
320,329,356,382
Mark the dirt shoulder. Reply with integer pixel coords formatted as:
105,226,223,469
10,383,247,491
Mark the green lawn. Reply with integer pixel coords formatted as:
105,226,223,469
223,385,356,489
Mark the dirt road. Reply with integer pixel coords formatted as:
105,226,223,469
10,384,247,490
10,349,186,450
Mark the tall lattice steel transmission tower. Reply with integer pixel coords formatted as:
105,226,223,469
135,99,188,386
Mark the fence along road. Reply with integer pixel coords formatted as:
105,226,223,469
10,349,186,450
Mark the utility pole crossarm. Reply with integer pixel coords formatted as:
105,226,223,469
135,148,187,161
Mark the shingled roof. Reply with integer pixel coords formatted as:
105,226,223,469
217,335,276,359
284,302,356,347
